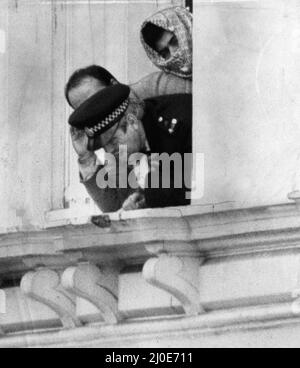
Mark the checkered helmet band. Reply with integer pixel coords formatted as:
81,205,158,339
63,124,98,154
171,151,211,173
85,99,129,137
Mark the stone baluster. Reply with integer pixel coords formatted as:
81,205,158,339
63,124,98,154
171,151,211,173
21,268,81,329
61,263,121,324
143,244,205,316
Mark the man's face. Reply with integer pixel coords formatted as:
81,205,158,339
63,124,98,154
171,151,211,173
155,30,179,60
100,111,147,158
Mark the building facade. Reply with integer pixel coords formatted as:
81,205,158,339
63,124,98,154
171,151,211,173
1,0,300,348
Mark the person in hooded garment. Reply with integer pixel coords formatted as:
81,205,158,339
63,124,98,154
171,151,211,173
65,7,192,106
141,6,192,79
132,6,192,100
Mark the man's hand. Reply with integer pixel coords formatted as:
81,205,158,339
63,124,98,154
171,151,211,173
121,191,147,211
70,127,91,159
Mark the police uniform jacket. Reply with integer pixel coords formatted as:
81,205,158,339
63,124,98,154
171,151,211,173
81,93,192,212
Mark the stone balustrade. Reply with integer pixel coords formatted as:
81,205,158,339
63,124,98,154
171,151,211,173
0,201,300,347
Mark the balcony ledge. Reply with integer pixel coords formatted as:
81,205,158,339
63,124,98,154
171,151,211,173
0,202,300,277
1,202,300,345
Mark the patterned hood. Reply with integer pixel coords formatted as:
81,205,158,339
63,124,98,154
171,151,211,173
141,6,192,79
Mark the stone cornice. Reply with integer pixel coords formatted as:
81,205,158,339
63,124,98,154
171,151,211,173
0,203,300,277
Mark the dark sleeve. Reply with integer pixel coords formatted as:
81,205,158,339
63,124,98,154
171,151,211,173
144,151,192,208
144,185,191,209
83,170,134,213
144,94,192,209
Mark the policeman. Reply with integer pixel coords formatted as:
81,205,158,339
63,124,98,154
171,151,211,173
69,84,192,212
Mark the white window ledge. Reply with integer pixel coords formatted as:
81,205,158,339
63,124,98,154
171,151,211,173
0,201,300,283
8,201,300,266
44,202,237,228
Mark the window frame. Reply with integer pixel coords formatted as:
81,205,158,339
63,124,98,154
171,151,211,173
49,0,191,220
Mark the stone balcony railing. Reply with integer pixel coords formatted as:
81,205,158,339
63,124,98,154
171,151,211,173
2,199,300,347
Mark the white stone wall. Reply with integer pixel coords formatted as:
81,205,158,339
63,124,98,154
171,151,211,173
194,0,300,208
0,0,53,232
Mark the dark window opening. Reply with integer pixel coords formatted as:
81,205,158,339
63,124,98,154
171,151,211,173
186,0,193,13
